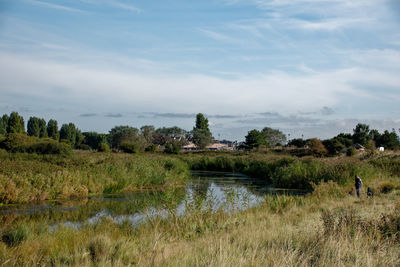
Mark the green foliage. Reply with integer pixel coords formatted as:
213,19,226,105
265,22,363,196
83,132,108,150
262,127,287,146
1,224,31,247
108,126,139,149
145,143,158,152
60,123,77,147
47,119,59,141
140,125,155,144
28,139,71,155
347,147,356,156
97,142,110,152
164,142,181,154
27,117,47,138
245,129,268,149
287,138,307,148
0,133,36,153
335,133,353,147
377,130,400,149
353,123,370,146
0,114,9,135
192,113,213,149
120,142,139,153
7,112,25,134
322,138,345,155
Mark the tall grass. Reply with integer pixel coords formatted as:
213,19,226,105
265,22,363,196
0,151,189,204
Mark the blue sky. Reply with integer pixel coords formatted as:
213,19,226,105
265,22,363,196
0,0,399,141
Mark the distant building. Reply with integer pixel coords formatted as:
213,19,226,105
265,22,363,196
182,142,197,151
379,147,385,151
206,143,229,151
352,143,365,150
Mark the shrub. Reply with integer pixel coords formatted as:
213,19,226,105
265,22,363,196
145,143,158,152
164,142,181,154
120,142,139,153
97,142,110,152
28,139,71,155
0,133,36,152
346,148,356,156
378,182,398,194
77,144,91,150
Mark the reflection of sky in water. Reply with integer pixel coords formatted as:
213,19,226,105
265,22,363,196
2,171,298,230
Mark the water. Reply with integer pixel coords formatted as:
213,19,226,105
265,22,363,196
0,171,304,229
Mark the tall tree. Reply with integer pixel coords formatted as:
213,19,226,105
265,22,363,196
7,112,25,134
0,114,9,135
262,127,286,146
108,126,139,149
27,117,41,137
60,123,77,146
244,129,267,149
39,118,48,138
353,123,370,146
47,119,59,140
378,130,400,149
192,113,213,149
140,125,155,143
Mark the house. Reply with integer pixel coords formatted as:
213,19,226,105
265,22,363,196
352,143,365,150
182,142,197,151
206,143,229,151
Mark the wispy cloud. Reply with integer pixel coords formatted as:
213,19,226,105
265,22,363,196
80,113,97,117
105,113,123,118
27,0,84,13
199,28,244,44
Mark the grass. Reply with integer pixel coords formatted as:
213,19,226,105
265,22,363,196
0,183,400,266
0,151,189,204
0,150,399,265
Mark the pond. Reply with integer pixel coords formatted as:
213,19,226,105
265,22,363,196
0,171,305,229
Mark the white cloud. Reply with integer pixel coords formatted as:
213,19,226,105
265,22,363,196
26,0,84,13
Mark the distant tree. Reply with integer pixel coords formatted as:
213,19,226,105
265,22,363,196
27,117,41,137
378,130,400,150
322,138,345,155
287,138,307,148
192,113,213,149
335,133,353,147
7,112,25,134
245,129,267,149
369,129,381,144
60,123,77,146
308,138,328,157
140,125,155,144
83,132,108,150
262,127,286,146
0,114,9,135
39,118,47,138
47,119,59,141
75,129,84,148
353,123,370,146
108,125,139,150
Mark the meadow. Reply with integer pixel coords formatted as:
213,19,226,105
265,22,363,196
0,150,399,266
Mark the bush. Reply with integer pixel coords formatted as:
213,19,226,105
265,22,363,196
120,142,139,153
97,142,110,152
28,139,71,155
164,142,181,154
77,144,91,150
0,133,36,153
378,182,398,194
145,143,158,152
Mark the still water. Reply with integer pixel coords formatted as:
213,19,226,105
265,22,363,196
0,171,304,229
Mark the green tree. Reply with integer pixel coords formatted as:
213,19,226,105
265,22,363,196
0,114,9,135
83,132,108,150
352,123,370,146
322,138,345,155
60,123,77,146
244,129,267,149
287,138,307,148
192,113,213,149
75,129,84,148
47,119,59,140
140,125,155,144
108,126,139,150
335,133,353,147
262,127,286,146
378,130,400,150
7,112,25,134
27,117,41,137
39,118,47,138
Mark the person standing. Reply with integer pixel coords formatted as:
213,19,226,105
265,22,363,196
355,175,362,197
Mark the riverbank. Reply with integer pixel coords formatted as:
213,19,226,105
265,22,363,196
0,151,189,204
0,182,399,266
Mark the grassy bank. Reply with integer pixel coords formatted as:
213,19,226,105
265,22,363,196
1,182,399,266
183,152,400,191
0,151,189,204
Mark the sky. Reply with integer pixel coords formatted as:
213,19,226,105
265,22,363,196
0,0,399,141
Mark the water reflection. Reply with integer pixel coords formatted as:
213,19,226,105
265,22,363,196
0,171,304,229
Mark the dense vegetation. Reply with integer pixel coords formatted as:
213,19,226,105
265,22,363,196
0,151,189,204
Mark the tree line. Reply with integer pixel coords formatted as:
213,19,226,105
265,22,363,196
0,112,213,154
